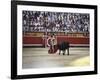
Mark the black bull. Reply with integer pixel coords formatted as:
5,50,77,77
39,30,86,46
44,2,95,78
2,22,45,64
57,41,69,55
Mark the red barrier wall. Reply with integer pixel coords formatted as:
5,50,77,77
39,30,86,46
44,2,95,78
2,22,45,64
23,37,42,44
57,37,89,44
23,36,89,44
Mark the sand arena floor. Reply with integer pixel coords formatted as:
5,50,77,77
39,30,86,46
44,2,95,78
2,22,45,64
22,47,89,69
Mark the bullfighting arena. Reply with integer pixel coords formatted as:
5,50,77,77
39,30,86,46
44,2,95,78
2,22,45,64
22,47,89,69
22,11,90,69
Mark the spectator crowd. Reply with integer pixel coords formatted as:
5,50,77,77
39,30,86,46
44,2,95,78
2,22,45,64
23,11,90,33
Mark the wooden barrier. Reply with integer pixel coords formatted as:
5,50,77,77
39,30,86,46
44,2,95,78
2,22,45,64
23,32,89,46
23,36,89,44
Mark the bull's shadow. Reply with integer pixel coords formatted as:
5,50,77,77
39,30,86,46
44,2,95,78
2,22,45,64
57,41,69,55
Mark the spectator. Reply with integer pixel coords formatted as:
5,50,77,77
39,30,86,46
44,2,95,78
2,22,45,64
22,11,90,33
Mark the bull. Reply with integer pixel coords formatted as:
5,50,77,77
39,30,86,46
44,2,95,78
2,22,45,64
57,41,69,55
